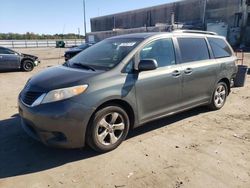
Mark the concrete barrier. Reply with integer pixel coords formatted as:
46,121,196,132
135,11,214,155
0,39,85,48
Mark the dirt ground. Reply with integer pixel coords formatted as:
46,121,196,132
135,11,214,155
0,48,249,188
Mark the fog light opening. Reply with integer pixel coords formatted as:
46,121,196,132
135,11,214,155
52,132,67,142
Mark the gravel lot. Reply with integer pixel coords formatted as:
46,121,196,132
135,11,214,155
0,48,250,188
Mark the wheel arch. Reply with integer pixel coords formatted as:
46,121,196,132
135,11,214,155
87,99,136,132
218,78,231,94
21,58,35,66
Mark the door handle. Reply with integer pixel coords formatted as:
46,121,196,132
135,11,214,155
184,68,193,74
172,70,181,77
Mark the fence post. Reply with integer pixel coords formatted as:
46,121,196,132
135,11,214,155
47,40,49,47
25,40,27,48
36,41,38,48
12,41,14,48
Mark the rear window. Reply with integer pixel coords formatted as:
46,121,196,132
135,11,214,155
178,38,210,63
208,37,232,58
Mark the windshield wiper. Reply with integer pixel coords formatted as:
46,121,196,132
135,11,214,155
72,63,96,71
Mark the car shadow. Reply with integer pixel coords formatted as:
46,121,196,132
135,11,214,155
0,69,22,73
0,115,98,179
128,106,209,139
0,106,209,179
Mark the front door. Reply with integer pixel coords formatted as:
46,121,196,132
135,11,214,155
0,48,20,70
135,38,182,123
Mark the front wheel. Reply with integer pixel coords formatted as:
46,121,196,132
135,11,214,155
22,60,34,72
87,105,130,153
208,82,228,110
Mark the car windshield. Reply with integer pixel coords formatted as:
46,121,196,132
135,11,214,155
67,38,142,70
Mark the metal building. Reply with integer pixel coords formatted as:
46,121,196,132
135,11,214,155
88,0,250,47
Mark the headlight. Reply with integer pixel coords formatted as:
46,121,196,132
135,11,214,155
40,85,88,105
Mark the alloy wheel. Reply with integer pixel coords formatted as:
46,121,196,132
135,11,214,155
24,62,33,71
96,112,125,146
214,85,226,108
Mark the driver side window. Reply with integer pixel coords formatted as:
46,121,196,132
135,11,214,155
140,38,176,68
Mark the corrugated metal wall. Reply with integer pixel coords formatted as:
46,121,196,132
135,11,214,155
90,0,241,32
206,0,242,27
91,0,203,32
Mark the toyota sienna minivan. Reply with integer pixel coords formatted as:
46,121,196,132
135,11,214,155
19,31,238,152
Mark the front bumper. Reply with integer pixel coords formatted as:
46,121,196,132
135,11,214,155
18,98,94,149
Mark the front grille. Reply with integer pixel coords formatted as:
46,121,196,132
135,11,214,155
21,91,44,106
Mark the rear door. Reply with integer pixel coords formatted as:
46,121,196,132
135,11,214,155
207,37,237,81
176,37,219,108
135,38,182,123
0,48,9,69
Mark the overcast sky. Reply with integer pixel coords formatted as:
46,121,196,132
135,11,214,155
0,0,178,35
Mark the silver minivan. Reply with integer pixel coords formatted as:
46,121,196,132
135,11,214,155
19,31,238,152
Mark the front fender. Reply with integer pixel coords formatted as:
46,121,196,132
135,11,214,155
70,73,139,126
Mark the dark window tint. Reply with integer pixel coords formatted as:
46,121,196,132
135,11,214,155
140,38,176,68
0,48,8,54
208,38,232,58
178,38,210,63
0,48,5,54
0,48,14,54
247,13,250,26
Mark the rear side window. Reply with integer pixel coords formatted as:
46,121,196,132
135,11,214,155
178,38,210,63
208,38,232,58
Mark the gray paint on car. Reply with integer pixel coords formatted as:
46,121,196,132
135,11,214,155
18,32,238,149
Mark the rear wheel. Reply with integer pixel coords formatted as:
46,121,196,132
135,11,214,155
208,82,228,110
22,60,34,72
87,105,130,152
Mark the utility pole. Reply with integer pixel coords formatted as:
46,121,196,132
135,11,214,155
78,28,80,39
113,16,116,30
240,0,248,46
202,0,207,30
83,0,87,37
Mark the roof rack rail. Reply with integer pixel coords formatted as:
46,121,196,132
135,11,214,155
173,30,217,35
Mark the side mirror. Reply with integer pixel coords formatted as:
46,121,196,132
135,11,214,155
138,59,158,72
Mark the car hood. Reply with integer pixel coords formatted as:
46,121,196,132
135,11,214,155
25,65,103,92
21,53,39,60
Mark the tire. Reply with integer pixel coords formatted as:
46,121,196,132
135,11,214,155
87,105,130,153
208,82,228,110
22,60,34,72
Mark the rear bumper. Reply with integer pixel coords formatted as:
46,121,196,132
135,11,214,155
18,98,94,149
